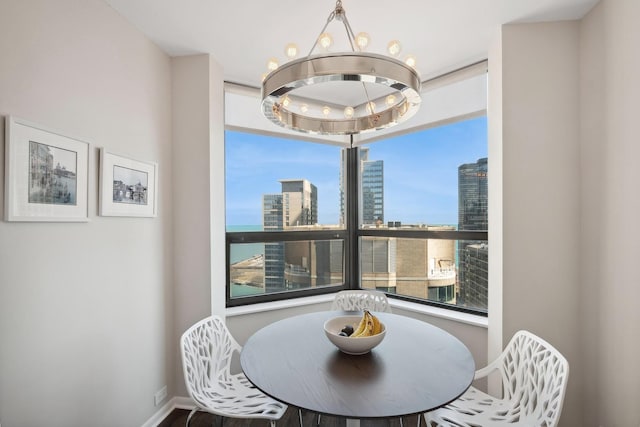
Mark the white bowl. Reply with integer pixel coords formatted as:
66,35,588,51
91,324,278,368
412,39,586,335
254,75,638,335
323,315,386,355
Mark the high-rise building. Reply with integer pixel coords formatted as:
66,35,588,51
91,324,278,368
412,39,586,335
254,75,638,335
362,156,384,225
263,194,283,231
339,149,348,227
282,236,343,289
280,179,318,227
359,225,457,302
458,158,488,231
460,243,488,309
457,157,488,308
262,193,284,291
263,179,318,292
340,147,384,226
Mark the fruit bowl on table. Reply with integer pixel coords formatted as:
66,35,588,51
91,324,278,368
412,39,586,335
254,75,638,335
323,313,386,355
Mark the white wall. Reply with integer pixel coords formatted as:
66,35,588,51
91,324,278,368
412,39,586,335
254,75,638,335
492,1,640,425
579,4,605,424
580,1,640,425
493,21,583,426
170,53,225,398
487,26,504,373
0,1,173,426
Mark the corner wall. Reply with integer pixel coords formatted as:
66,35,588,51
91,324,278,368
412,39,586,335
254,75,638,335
493,2,640,424
580,1,640,424
492,21,583,426
171,53,225,397
0,1,173,426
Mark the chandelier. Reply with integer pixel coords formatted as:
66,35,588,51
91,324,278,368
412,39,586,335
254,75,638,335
261,0,422,136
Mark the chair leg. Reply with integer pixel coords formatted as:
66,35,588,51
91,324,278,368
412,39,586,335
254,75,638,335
298,409,304,427
316,413,321,426
388,417,403,427
186,408,198,427
270,421,276,427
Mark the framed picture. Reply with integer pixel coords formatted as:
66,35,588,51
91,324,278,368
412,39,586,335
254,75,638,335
4,116,89,222
99,149,158,217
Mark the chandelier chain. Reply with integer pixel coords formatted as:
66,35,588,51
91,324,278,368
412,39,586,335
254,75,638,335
339,4,376,113
307,8,336,56
339,6,356,52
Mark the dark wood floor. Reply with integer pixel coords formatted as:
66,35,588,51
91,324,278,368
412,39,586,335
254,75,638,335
158,408,420,427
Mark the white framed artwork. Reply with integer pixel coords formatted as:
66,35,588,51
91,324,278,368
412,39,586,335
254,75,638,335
4,116,89,222
99,148,158,217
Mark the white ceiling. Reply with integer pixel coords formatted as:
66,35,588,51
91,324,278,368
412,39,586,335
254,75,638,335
103,0,598,88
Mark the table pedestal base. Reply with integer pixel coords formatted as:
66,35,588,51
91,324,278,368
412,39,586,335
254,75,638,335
346,416,418,426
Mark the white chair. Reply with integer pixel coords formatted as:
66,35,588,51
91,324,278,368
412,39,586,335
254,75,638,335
331,289,392,313
423,330,569,427
180,316,289,427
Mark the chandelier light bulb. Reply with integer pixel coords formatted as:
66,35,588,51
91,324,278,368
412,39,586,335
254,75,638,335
322,105,331,116
386,94,396,106
285,43,298,59
366,101,376,114
344,106,355,118
282,96,291,108
300,103,309,113
318,32,333,50
267,57,279,71
404,55,417,68
355,32,370,51
387,40,402,56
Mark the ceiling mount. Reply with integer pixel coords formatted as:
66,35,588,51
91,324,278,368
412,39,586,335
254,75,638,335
261,0,422,135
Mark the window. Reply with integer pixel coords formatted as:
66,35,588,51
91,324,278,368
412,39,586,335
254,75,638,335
225,63,488,313
225,133,346,304
353,117,488,312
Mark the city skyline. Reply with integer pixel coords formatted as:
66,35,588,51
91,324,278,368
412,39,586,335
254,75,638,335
225,115,487,227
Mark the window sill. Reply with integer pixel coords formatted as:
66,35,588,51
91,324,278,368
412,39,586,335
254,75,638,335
226,294,335,317
226,294,488,329
388,299,488,328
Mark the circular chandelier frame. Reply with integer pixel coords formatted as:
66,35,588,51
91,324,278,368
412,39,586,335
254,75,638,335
262,52,421,135
260,0,422,136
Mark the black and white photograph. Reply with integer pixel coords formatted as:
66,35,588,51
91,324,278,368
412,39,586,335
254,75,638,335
99,148,158,217
28,141,78,205
112,165,148,205
4,116,89,222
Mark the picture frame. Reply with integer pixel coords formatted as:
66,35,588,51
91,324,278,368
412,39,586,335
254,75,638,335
99,148,158,217
4,116,89,222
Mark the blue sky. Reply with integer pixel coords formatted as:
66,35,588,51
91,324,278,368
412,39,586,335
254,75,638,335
225,116,487,227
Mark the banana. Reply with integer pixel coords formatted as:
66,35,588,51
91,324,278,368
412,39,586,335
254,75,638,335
353,310,377,338
364,311,375,337
371,312,382,335
351,312,368,337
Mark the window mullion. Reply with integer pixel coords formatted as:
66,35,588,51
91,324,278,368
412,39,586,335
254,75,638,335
345,142,359,289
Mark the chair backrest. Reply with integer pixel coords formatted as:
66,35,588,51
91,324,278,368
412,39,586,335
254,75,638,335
180,316,241,406
331,289,392,313
497,330,569,425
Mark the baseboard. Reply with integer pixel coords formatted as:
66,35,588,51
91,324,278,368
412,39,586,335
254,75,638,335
140,396,195,427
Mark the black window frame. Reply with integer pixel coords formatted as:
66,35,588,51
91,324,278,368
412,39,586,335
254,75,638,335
226,229,349,306
225,138,488,315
